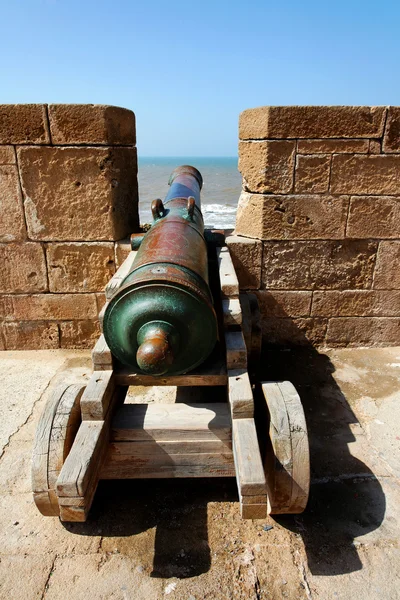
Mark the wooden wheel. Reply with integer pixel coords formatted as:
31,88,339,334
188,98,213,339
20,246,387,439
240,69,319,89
261,381,310,514
32,384,85,516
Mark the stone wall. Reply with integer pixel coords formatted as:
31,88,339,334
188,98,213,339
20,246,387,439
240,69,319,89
229,106,400,347
0,104,139,350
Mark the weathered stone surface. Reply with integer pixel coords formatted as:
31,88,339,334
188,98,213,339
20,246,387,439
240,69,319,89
0,104,50,144
369,139,381,154
115,238,132,267
235,192,348,240
47,242,115,292
44,555,164,600
256,290,312,317
59,320,101,348
0,165,26,242
262,240,377,290
0,294,13,318
0,326,4,350
297,139,369,154
239,106,386,140
382,106,400,152
295,154,331,193
262,317,327,345
3,321,59,349
19,146,139,241
0,145,16,164
312,290,400,316
10,293,98,320
327,317,400,346
225,235,262,289
0,555,54,600
373,241,400,289
347,195,400,238
0,243,47,293
331,154,400,194
48,104,136,145
238,140,295,193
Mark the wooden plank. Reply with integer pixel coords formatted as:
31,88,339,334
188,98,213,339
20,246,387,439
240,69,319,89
98,302,108,331
105,250,137,300
80,370,115,420
241,494,267,505
228,369,254,419
111,403,232,442
109,440,232,455
91,334,113,371
114,360,227,387
56,420,106,497
225,331,247,370
232,418,266,496
241,504,268,519
101,464,235,479
103,451,234,469
59,505,87,522
217,247,239,297
222,297,242,328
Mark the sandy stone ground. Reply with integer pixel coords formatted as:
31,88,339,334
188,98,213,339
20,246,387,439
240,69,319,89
0,346,399,599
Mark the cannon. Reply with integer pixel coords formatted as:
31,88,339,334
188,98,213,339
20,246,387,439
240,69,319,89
31,166,310,522
103,166,217,376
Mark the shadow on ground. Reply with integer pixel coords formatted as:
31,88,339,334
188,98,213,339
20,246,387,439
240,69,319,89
64,477,238,579
254,344,386,576
64,336,386,579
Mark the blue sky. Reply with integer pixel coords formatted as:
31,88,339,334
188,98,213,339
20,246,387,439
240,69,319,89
1,0,399,156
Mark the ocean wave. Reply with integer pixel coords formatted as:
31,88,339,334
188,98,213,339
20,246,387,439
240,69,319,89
202,204,237,214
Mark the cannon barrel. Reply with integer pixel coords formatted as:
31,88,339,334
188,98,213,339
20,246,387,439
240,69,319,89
103,166,218,376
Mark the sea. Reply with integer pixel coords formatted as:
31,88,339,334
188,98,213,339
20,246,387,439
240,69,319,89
138,157,241,229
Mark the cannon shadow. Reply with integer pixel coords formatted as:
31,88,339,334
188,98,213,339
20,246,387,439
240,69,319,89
253,310,386,576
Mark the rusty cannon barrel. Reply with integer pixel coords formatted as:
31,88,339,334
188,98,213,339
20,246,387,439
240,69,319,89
103,166,218,376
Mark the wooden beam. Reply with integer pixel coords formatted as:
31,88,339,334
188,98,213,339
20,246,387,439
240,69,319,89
91,334,113,371
222,297,242,328
232,418,266,497
105,250,137,300
225,331,247,370
80,370,115,420
228,369,254,418
217,247,239,297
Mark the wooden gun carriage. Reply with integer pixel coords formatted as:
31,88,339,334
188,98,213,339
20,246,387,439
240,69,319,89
32,167,310,522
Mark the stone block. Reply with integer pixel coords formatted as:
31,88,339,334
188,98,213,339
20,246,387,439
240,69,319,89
225,235,262,289
256,290,312,317
59,320,101,348
115,238,132,267
0,146,16,164
0,295,13,319
238,140,295,193
48,104,136,145
261,317,328,345
369,140,381,154
347,196,400,238
295,154,331,193
297,139,369,154
330,154,400,194
262,240,377,290
0,326,4,350
0,165,26,242
0,104,50,144
18,146,139,241
0,555,55,600
235,192,348,240
312,290,400,317
382,106,400,152
326,317,400,346
0,243,47,293
239,106,386,140
11,293,98,320
3,321,59,349
373,241,400,289
47,242,115,292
